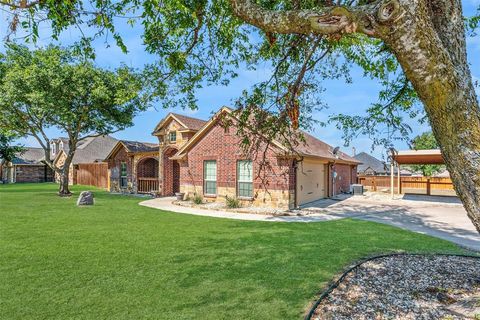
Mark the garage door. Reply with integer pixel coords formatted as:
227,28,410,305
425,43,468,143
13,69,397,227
296,159,326,205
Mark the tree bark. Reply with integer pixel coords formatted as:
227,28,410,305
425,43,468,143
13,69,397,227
57,147,75,196
230,0,480,233
380,0,480,233
58,164,71,196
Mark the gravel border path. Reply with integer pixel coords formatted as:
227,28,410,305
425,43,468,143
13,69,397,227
310,254,480,320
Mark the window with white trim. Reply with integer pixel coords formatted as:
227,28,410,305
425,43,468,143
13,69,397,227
203,160,217,195
237,160,253,197
169,131,176,143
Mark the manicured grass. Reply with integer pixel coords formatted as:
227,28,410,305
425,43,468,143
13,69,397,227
0,183,465,319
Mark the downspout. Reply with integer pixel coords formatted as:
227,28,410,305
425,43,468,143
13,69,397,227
293,159,298,208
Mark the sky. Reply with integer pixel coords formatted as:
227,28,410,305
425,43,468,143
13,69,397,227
1,1,479,162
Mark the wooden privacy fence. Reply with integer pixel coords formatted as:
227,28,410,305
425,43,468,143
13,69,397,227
357,175,456,196
73,163,109,189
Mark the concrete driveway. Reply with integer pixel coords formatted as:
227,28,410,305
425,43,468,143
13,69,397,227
299,194,480,252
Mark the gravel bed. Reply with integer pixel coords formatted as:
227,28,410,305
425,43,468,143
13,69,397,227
312,255,480,320
173,200,289,215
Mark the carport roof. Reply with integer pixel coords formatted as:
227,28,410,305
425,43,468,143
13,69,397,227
393,149,444,164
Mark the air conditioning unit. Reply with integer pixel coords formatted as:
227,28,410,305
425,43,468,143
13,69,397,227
351,184,364,195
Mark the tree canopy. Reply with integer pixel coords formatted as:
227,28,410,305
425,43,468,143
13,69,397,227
408,132,442,177
0,43,147,194
0,131,24,163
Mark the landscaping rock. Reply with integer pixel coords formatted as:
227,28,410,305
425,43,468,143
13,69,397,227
77,191,94,206
312,255,480,320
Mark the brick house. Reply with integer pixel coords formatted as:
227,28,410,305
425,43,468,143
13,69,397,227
1,147,54,183
105,107,359,209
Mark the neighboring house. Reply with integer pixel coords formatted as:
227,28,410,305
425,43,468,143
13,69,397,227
354,151,413,176
52,135,118,185
354,152,389,175
1,147,54,183
105,107,359,209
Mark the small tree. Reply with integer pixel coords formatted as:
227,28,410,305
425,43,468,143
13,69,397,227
0,44,146,195
0,131,25,183
409,132,442,177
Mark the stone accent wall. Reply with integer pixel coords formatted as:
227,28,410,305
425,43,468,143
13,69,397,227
15,165,53,183
178,120,295,209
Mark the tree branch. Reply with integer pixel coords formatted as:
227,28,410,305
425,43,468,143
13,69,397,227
0,0,41,9
228,0,400,37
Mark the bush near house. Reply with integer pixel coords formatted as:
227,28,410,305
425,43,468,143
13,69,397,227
226,195,241,208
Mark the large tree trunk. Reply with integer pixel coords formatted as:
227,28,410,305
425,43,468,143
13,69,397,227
229,0,480,233
58,165,71,196
379,0,480,233
57,151,75,196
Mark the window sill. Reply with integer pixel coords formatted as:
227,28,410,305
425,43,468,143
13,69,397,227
204,194,217,198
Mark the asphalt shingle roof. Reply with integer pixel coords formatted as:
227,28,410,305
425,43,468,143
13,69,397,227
12,147,45,165
354,152,388,174
295,132,360,164
72,135,118,164
120,140,159,153
171,113,207,131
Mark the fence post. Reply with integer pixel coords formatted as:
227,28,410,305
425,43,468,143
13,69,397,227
426,178,431,195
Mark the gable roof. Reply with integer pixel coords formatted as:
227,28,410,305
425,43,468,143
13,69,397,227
354,152,388,174
12,147,45,165
104,140,158,160
72,135,118,164
172,107,360,164
152,112,207,135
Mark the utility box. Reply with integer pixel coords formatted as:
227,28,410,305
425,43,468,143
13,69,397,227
351,184,364,195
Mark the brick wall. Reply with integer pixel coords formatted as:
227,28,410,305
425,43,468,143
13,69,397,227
15,165,53,183
107,146,134,192
137,157,159,178
163,148,179,195
333,163,357,194
179,120,295,207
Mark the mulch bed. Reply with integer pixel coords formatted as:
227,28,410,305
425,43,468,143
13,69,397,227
311,255,480,320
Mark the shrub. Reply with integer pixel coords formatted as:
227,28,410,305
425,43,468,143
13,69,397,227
225,195,240,209
193,194,203,205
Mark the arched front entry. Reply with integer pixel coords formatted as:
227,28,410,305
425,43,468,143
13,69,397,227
137,157,159,193
163,148,180,196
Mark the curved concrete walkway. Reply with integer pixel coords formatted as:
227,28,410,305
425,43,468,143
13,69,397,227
140,196,480,251
139,197,343,222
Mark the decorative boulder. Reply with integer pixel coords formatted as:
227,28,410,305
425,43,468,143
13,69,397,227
77,191,94,206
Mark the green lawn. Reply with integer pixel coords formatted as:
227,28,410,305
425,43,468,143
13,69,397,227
0,183,465,319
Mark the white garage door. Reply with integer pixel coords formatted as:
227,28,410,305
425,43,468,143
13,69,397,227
296,159,326,205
